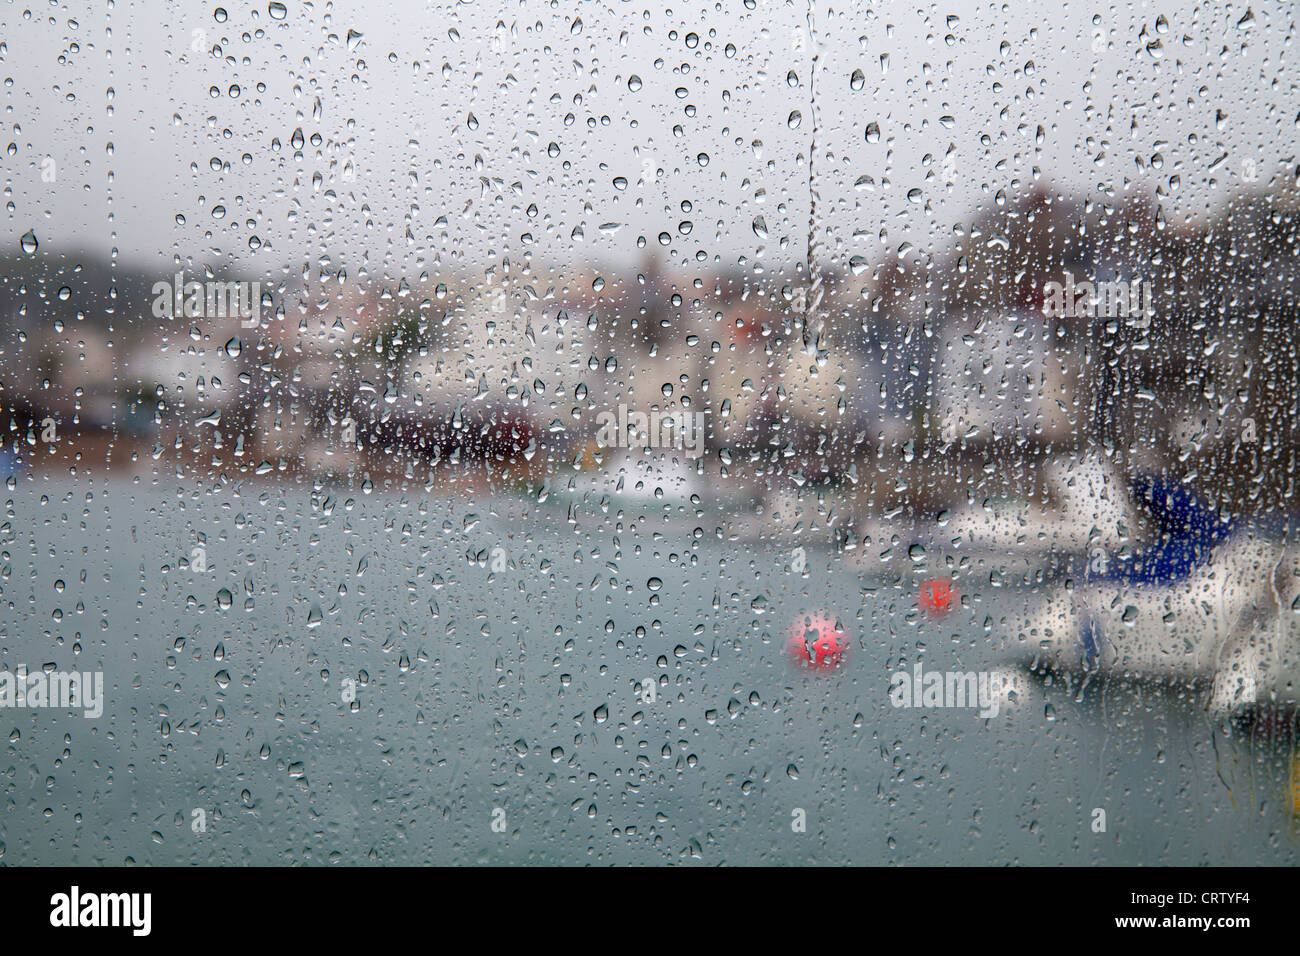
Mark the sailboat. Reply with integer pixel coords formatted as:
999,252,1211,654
1018,474,1300,720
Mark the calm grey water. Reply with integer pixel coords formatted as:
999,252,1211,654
0,478,1296,865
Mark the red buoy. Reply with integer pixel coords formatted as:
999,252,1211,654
787,612,848,669
919,578,956,617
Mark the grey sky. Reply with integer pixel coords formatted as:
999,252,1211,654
2,0,1296,284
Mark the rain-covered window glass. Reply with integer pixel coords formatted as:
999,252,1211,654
1,0,1299,868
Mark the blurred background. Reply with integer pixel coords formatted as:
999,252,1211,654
1,0,1299,865
4,182,1297,533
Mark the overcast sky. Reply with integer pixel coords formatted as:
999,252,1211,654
3,0,1296,286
